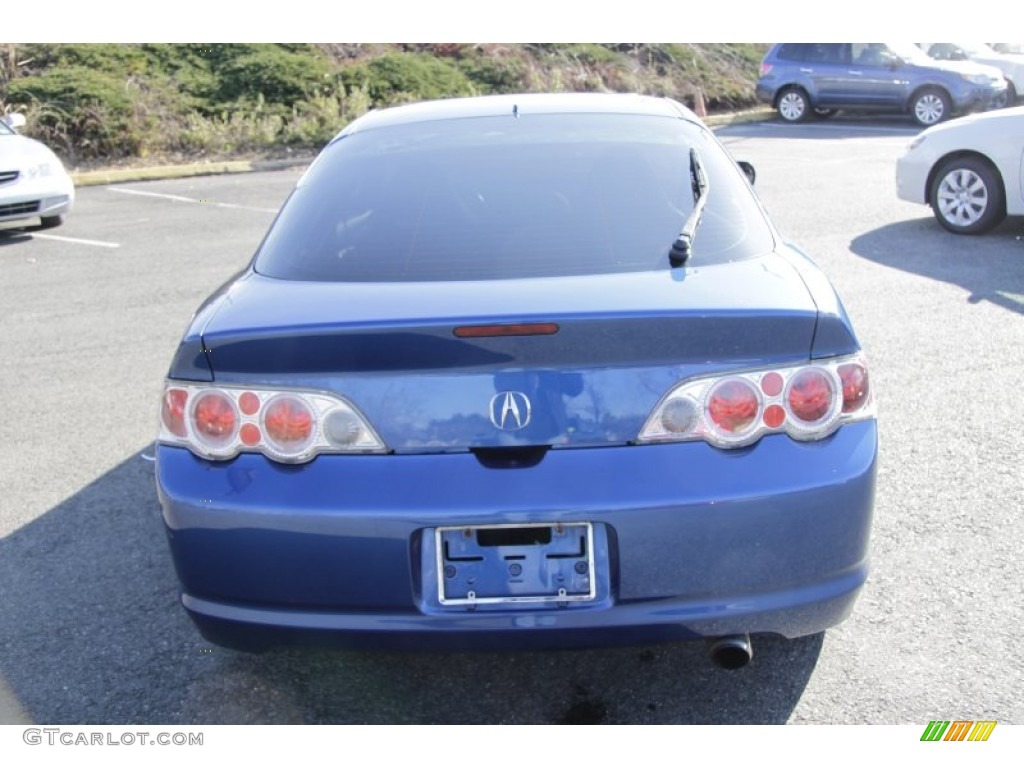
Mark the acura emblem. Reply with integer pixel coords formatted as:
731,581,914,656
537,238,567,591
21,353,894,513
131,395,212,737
489,391,531,431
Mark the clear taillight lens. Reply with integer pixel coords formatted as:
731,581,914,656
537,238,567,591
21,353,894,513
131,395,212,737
638,353,874,449
160,388,188,438
157,384,386,463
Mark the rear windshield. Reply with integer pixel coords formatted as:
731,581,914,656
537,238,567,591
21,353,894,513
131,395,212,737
255,113,774,282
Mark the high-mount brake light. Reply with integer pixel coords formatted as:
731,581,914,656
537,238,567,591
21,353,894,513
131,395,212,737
454,323,559,338
157,384,386,463
638,353,874,449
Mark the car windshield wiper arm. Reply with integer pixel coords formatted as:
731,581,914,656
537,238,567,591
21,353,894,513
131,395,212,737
670,148,709,267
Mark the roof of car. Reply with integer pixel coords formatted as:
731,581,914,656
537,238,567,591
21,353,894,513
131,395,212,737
336,92,696,138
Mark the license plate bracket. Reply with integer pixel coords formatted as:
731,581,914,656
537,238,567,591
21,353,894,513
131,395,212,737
435,522,596,606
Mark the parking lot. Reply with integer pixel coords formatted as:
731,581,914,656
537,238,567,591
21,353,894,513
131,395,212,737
1,117,1022,724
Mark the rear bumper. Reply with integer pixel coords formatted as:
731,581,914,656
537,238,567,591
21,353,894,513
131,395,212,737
754,82,776,105
156,421,877,651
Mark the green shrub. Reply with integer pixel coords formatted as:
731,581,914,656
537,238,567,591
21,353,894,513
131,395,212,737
5,66,149,158
457,55,525,94
215,46,335,106
340,53,476,105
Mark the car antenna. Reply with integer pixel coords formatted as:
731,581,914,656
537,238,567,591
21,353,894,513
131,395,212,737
670,148,709,267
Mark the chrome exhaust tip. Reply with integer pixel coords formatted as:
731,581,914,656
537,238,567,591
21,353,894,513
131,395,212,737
708,633,753,670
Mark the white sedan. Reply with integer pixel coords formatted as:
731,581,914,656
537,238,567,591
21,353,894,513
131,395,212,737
896,106,1024,234
0,113,74,229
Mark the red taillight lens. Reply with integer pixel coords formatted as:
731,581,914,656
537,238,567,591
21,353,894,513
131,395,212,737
239,423,262,446
760,63,773,77
838,363,870,413
707,380,759,433
161,388,188,438
192,391,238,446
760,371,783,397
263,395,314,451
238,391,260,416
763,403,786,429
787,369,834,423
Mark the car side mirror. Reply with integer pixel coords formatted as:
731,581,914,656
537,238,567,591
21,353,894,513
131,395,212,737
887,57,904,69
737,161,756,185
1,112,27,131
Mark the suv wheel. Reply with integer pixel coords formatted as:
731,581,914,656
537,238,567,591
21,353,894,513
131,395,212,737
929,157,1006,234
776,87,810,122
912,88,950,126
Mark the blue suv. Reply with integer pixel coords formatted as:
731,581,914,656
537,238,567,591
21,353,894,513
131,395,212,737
756,43,1007,126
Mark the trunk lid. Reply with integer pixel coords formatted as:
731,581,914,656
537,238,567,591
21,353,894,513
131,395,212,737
198,256,818,451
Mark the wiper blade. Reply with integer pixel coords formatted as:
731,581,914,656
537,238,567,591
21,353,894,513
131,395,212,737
669,148,709,267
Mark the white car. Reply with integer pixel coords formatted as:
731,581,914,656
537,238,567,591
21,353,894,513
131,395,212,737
0,113,74,229
926,43,1024,106
896,106,1024,234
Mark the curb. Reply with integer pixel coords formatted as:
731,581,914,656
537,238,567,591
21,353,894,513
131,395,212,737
704,108,775,127
68,110,773,188
71,156,315,188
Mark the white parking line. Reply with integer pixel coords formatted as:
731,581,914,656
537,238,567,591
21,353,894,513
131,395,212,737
29,233,120,248
108,187,278,213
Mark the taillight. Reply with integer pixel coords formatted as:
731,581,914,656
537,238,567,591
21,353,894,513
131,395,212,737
838,363,869,413
707,379,760,435
638,353,873,449
263,395,315,456
192,391,238,448
760,63,773,77
161,388,188,438
157,384,386,463
787,369,834,423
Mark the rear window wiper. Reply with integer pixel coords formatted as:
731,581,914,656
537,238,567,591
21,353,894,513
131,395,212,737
669,148,709,267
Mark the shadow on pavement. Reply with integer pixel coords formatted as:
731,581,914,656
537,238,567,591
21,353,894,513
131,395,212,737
0,451,823,725
719,114,920,141
0,229,34,247
850,218,1024,315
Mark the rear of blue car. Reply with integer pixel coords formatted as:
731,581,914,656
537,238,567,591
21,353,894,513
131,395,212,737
155,95,876,661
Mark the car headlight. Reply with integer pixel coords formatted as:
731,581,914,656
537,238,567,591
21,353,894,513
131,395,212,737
23,162,54,179
962,73,994,85
907,135,927,152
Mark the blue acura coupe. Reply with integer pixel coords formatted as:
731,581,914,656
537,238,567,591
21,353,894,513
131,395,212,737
156,93,876,669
